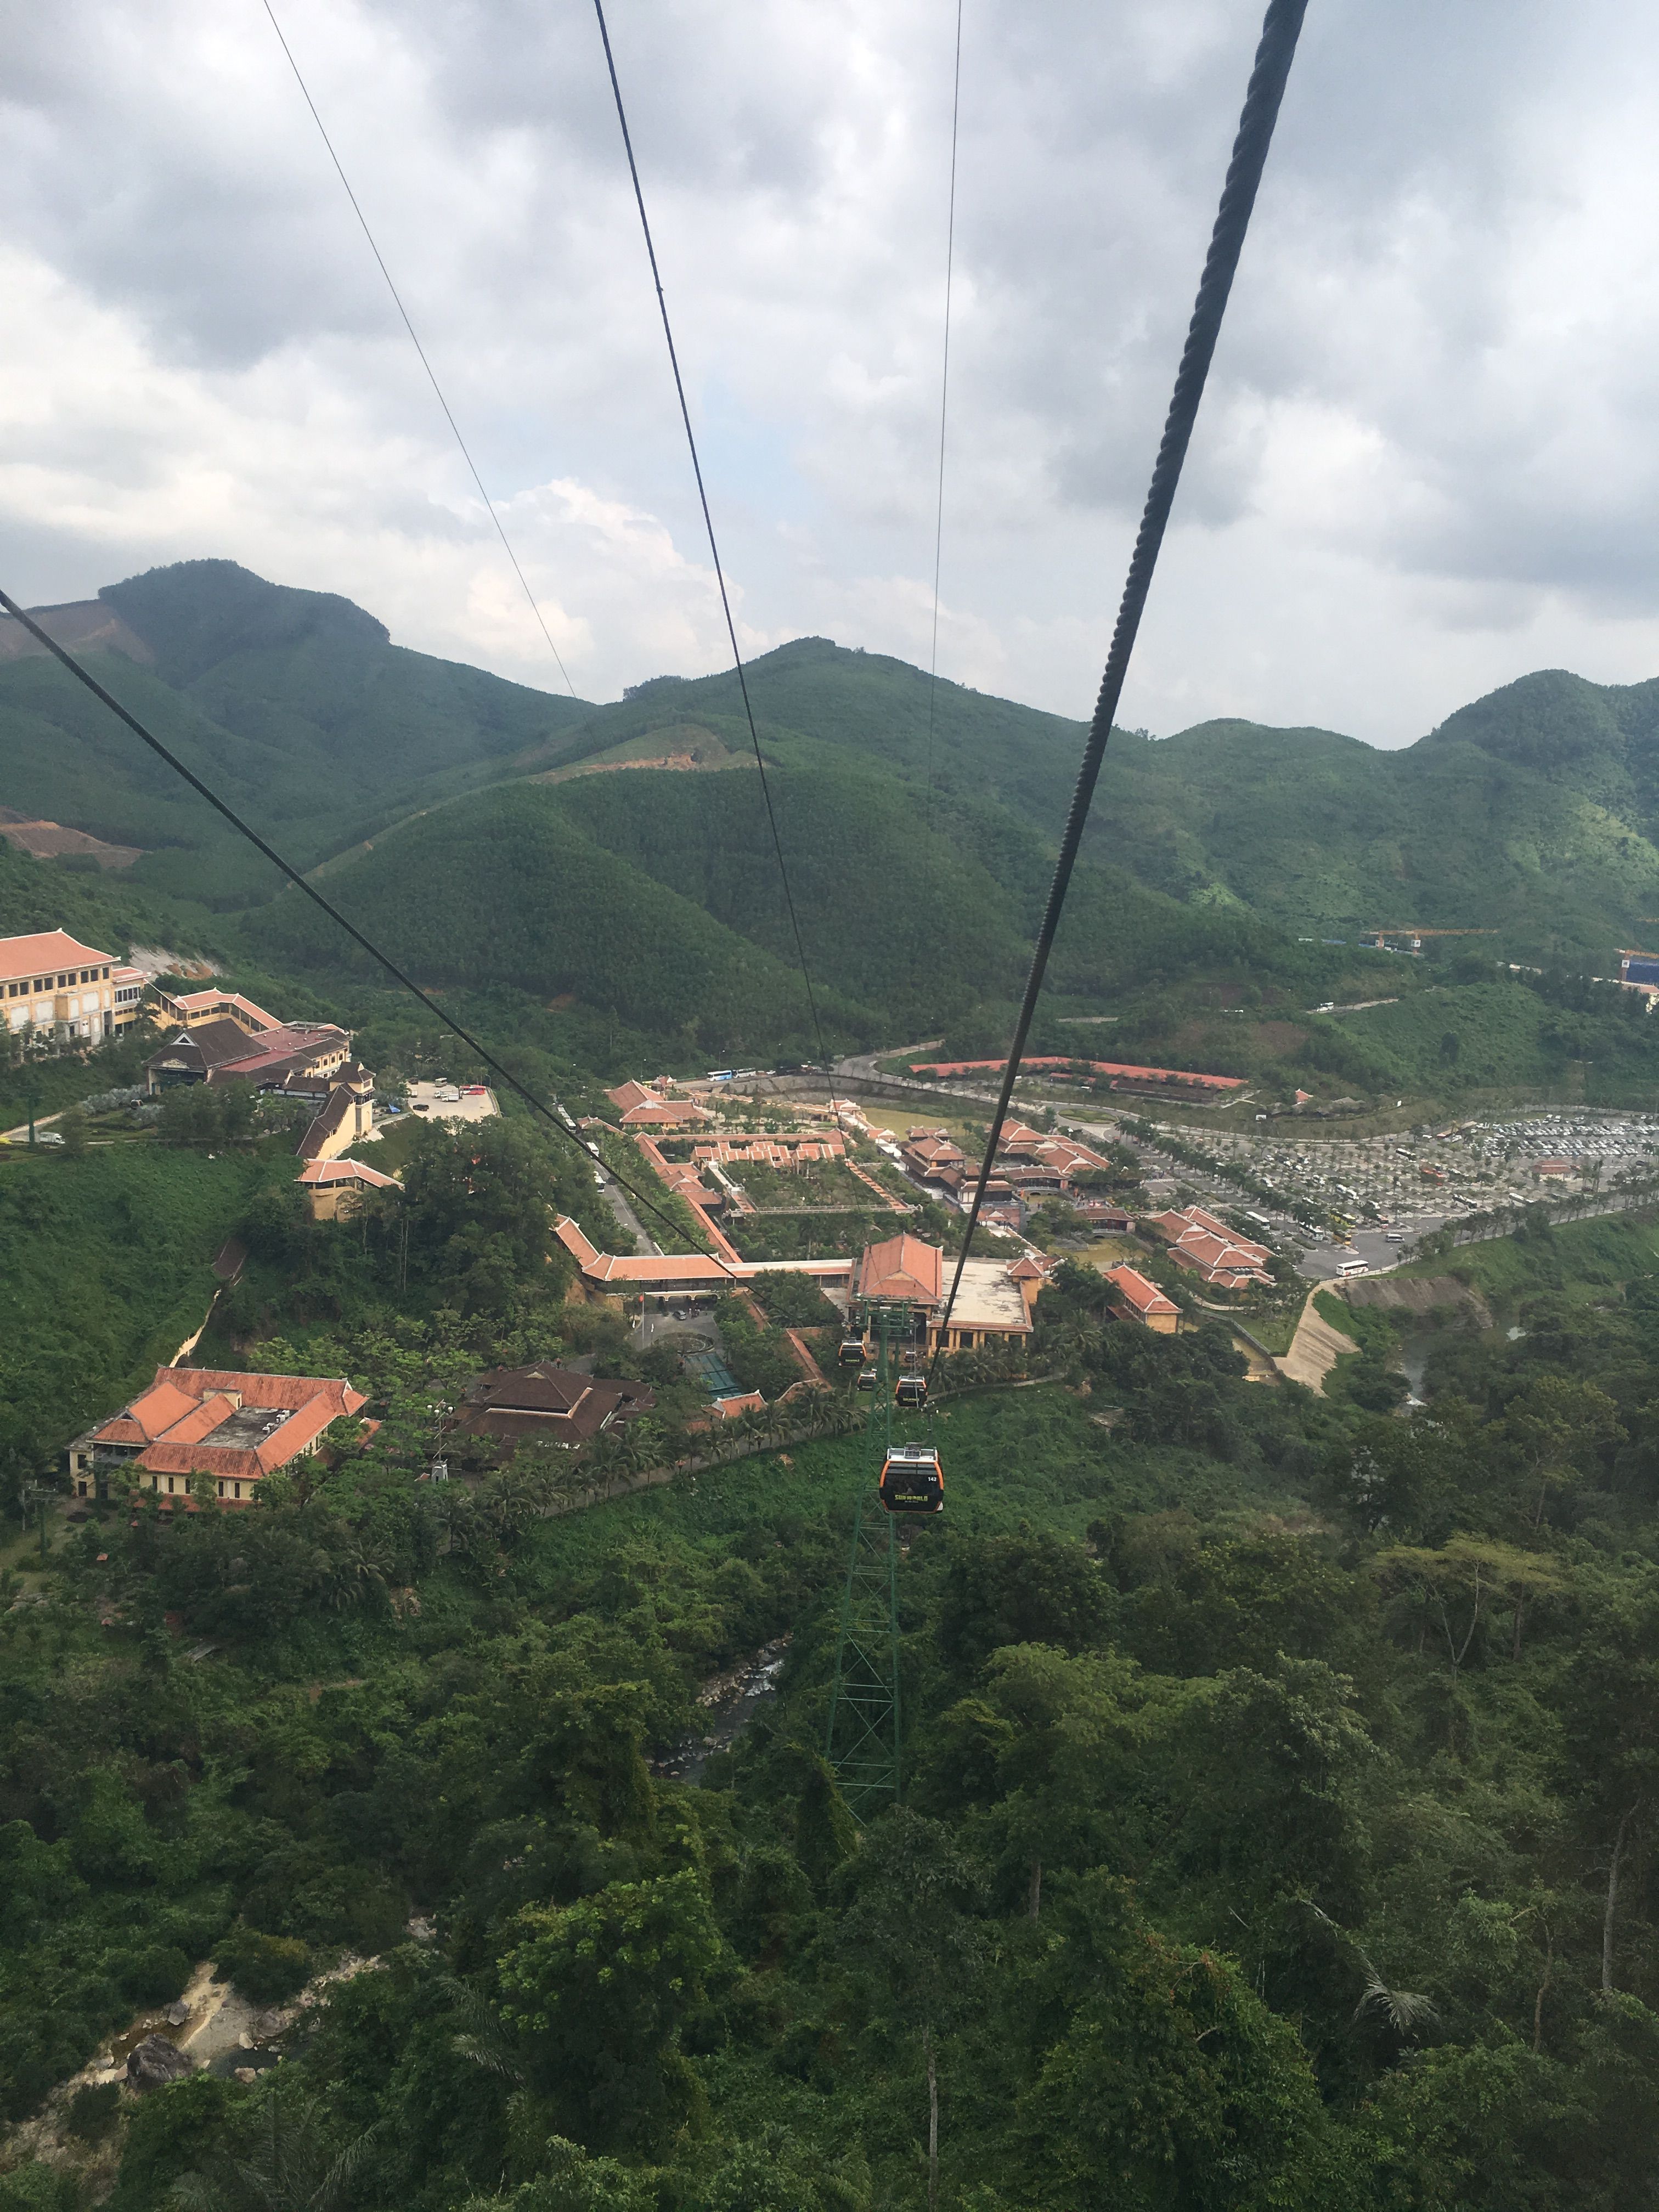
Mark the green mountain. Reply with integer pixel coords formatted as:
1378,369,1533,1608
577,649,1659,962
13,560,1659,1087
0,561,592,907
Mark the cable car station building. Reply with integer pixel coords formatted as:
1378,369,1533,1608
852,1231,1039,1355
554,1216,1042,1354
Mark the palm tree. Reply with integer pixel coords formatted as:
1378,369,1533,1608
327,1536,391,1613
172,2086,381,2212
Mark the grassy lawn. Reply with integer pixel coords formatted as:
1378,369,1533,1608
345,1110,427,1173
1070,1233,1144,1269
1234,1305,1301,1356
737,1158,889,1209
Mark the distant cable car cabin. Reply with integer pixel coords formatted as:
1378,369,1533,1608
879,1442,944,1515
838,1336,865,1369
856,1367,879,1393
895,1374,928,1410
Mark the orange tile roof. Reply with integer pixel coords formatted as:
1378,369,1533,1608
120,1378,200,1440
857,1231,944,1305
606,1079,658,1112
1105,1265,1177,1317
298,1159,400,1188
554,1216,604,1268
0,929,114,981
619,1098,708,1125
83,1367,365,1481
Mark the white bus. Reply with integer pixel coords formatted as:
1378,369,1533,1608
1337,1258,1369,1278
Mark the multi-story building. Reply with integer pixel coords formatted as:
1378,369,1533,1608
110,965,149,1032
67,1366,366,1507
0,929,120,1047
150,985,280,1034
145,1018,354,1092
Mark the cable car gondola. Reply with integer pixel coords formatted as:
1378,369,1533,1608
856,1366,879,1393
838,1336,866,1369
895,1374,928,1410
879,1442,944,1515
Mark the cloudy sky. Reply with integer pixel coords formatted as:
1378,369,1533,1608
5,0,1659,745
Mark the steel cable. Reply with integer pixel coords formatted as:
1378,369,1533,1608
591,0,839,1104
0,585,740,1277
930,0,1310,1376
922,0,966,850
261,0,579,696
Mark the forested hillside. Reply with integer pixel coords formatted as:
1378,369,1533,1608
0,565,593,907
10,1179,1659,2207
12,559,1659,1085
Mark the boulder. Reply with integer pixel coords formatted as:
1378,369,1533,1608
126,2035,194,2089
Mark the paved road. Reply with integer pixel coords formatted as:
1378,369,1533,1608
594,1169,658,1255
0,1108,65,1144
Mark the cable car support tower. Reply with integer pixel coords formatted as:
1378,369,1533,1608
824,1301,938,1819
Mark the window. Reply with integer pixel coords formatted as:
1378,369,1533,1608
167,1476,175,1494
233,1481,242,1499
217,1479,224,1497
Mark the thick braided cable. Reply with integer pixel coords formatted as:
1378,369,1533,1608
933,0,1309,1367
0,585,739,1277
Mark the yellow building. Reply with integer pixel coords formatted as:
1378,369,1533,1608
110,964,148,1032
150,985,279,1035
1,929,119,1047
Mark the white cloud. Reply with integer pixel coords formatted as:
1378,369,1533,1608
3,0,1659,744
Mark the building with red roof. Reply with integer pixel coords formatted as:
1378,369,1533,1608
68,1367,366,1507
145,1018,354,1093
856,1231,945,1306
1103,1265,1179,1333
1,928,120,1046
151,985,280,1035
298,1156,400,1220
1143,1206,1273,1291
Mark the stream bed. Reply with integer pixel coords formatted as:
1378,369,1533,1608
653,1637,791,1784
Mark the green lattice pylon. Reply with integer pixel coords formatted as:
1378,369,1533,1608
824,1310,904,1819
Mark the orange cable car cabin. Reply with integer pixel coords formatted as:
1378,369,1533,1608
879,1441,944,1515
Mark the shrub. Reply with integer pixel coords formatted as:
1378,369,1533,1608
212,1928,310,2006
65,2080,123,2143
115,1944,193,2008
0,2164,80,2212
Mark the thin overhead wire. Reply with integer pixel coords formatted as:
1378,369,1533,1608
922,0,966,845
0,584,738,1277
931,0,1310,1374
260,0,579,697
591,0,839,1101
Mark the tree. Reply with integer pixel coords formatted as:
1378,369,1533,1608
171,2081,381,2212
56,1106,87,1159
1014,1871,1340,2212
1498,1375,1626,1530
1374,1537,1567,1669
834,1810,986,2210
496,1869,730,2154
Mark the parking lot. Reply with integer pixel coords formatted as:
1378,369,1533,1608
402,1080,500,1126
1065,1107,1659,1280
